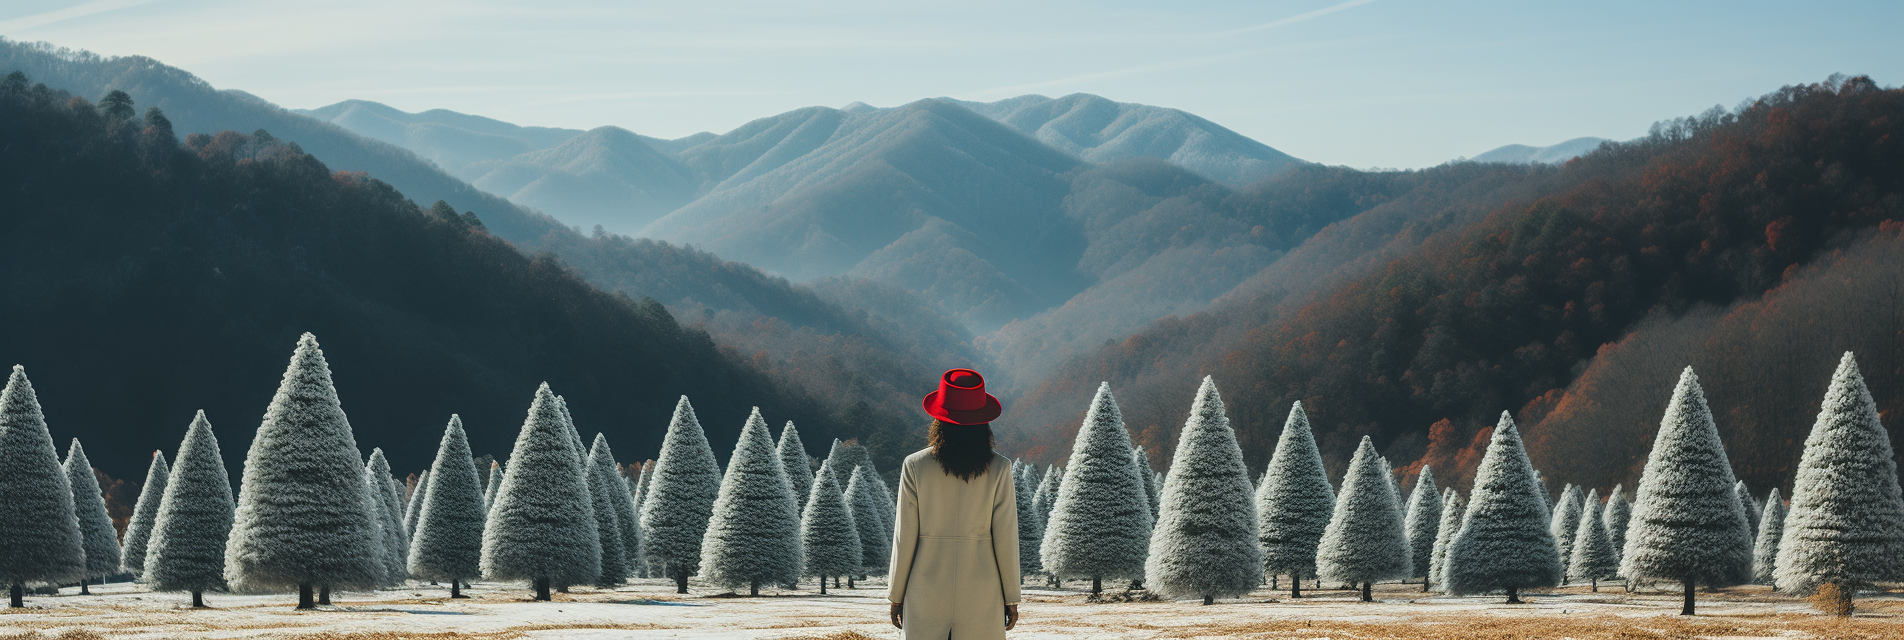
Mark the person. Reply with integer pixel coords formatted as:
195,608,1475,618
888,368,1021,639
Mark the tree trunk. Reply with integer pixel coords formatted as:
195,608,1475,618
10,584,23,609
79,577,90,595
1681,579,1695,616
848,576,856,589
1591,578,1598,593
1271,575,1278,590
296,583,315,610
674,572,689,595
750,581,759,597
191,590,205,608
1422,577,1430,592
1291,571,1302,599
534,578,552,601
820,578,828,595
556,584,568,593
1505,586,1522,604
1203,595,1214,605
1361,581,1372,602
317,587,331,606
450,581,464,599
1091,576,1102,595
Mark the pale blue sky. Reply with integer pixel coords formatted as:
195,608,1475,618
3,0,1899,168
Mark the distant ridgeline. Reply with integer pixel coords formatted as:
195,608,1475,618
1011,76,1904,495
0,73,857,486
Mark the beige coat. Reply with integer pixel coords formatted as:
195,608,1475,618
887,449,1020,640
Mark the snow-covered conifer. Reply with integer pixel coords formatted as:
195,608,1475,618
408,415,487,596
63,439,122,591
120,451,170,579
777,422,813,514
1773,353,1904,604
1256,401,1335,597
700,408,801,595
859,460,897,568
1041,383,1153,593
482,461,502,513
1604,485,1630,566
1622,367,1753,615
480,384,600,600
1735,481,1761,543
801,458,859,593
629,462,650,577
363,448,409,586
1535,471,1553,512
144,411,235,607
639,396,723,594
825,439,871,483
1569,489,1618,590
1316,437,1410,601
846,463,893,580
1750,488,1785,586
224,335,385,606
1403,466,1443,586
1143,376,1261,603
404,470,431,540
1134,446,1162,523
585,433,629,586
1445,412,1561,602
1549,483,1583,580
1015,462,1044,577
1428,489,1464,590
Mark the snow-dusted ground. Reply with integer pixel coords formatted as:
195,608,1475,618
1,579,1898,639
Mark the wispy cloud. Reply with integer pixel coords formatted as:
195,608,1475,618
1215,0,1378,38
0,0,155,33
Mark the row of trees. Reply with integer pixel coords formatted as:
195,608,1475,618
1020,354,1901,616
0,333,901,609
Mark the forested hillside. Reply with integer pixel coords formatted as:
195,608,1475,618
0,73,853,481
1009,77,1904,496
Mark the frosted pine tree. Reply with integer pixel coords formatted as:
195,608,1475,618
860,460,897,571
1735,481,1761,543
1604,485,1631,567
629,462,650,578
617,473,642,586
1403,466,1442,590
1316,437,1410,602
777,422,814,514
1750,488,1785,586
408,415,487,597
404,470,431,540
144,411,235,608
481,384,601,600
639,396,723,594
1569,489,1617,591
1549,483,1583,581
825,439,871,483
845,463,893,583
1041,383,1154,594
585,433,629,586
801,458,860,593
224,335,385,608
1036,464,1062,523
1134,446,1162,523
482,461,502,513
63,439,122,593
1773,353,1904,610
1015,462,1045,577
1428,489,1465,590
363,449,409,587
120,451,170,579
1622,367,1753,615
700,408,801,595
1256,401,1335,598
1445,412,1561,603
1143,376,1261,604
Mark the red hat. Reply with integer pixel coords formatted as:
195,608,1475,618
922,368,1002,425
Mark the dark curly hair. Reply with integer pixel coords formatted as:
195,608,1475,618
928,420,995,481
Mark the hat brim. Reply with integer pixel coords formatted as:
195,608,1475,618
922,390,1002,426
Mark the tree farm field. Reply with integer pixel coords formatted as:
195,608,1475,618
1,579,1899,640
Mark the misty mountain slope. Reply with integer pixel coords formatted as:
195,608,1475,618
467,126,699,233
645,99,1095,330
1470,136,1609,164
298,99,585,176
0,39,574,245
950,93,1305,186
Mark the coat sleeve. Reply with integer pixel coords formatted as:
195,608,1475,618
886,458,919,604
993,458,1021,605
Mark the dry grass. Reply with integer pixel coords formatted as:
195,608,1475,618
770,632,882,640
1119,611,1904,639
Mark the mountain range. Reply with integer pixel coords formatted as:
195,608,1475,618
1470,136,1609,164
